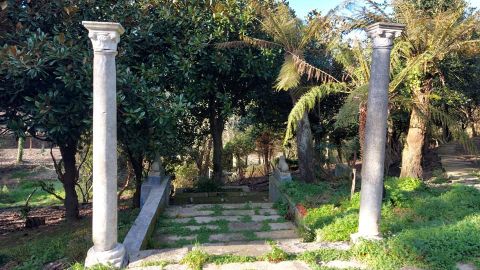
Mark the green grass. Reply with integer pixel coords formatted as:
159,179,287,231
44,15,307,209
0,179,63,208
286,177,480,270
0,208,138,270
180,248,209,270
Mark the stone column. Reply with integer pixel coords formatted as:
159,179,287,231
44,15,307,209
82,21,127,268
352,22,404,242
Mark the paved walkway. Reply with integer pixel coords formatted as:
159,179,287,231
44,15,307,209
437,137,480,189
128,202,363,269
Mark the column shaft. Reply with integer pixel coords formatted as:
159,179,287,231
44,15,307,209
358,47,391,236
92,51,118,251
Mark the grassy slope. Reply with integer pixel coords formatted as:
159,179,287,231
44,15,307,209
0,206,139,270
0,172,63,209
280,177,480,270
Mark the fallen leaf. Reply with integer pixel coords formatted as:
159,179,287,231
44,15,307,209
0,1,7,10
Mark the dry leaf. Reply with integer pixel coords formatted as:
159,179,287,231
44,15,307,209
0,1,7,10
16,22,23,30
58,33,65,44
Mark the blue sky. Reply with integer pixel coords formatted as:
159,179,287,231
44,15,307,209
289,0,480,19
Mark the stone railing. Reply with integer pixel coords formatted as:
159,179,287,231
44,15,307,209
123,173,171,259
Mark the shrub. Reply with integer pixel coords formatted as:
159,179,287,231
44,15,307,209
173,162,199,189
315,212,358,241
180,249,209,270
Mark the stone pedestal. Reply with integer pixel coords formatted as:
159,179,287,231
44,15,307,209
82,21,127,268
353,22,404,242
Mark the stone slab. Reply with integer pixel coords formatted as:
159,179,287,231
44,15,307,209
169,203,274,211
128,248,189,267
171,215,282,224
158,230,297,244
276,239,351,253
323,260,366,269
203,260,312,270
193,242,272,257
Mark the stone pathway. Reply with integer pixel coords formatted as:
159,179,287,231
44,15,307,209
128,202,362,269
437,137,480,189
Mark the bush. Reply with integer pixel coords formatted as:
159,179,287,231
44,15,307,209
173,162,199,189
315,212,358,241
195,176,221,192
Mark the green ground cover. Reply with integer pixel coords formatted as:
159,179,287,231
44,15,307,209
0,208,139,270
0,176,63,209
280,177,480,270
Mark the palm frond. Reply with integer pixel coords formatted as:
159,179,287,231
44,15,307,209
334,84,369,129
241,35,283,49
284,83,347,144
214,41,249,49
290,53,340,83
275,55,300,91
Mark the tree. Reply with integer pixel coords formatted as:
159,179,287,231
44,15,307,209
391,0,480,178
218,3,340,182
181,1,283,184
0,1,95,219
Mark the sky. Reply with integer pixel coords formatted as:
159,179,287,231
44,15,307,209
289,0,480,19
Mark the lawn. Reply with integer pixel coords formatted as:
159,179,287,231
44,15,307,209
0,207,139,270
280,177,480,270
0,171,63,209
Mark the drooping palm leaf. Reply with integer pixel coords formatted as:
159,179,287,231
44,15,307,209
284,83,347,143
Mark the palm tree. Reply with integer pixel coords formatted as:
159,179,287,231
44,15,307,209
287,0,480,179
218,3,340,182
392,0,480,178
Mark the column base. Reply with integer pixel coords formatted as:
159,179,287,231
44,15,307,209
350,232,383,244
85,243,127,268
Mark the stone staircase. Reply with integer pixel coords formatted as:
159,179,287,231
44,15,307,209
437,137,480,189
150,202,298,248
128,202,362,269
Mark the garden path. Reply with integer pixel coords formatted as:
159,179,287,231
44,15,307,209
437,137,480,189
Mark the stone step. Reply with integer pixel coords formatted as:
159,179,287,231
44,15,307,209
162,222,294,234
167,202,274,211
156,229,297,244
160,214,283,225
164,208,279,218
128,239,350,268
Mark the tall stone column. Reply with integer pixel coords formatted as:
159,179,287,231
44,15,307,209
352,22,404,242
82,21,127,267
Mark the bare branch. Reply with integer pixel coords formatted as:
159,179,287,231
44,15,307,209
50,145,64,183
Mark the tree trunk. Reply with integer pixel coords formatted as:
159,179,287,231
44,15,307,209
200,138,212,177
210,114,225,184
400,92,429,179
59,142,79,220
467,107,477,137
129,154,144,208
297,112,316,183
359,102,367,158
16,136,24,164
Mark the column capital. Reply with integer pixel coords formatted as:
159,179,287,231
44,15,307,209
82,21,125,52
366,22,405,49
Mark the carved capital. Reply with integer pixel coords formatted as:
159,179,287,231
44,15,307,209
82,21,125,52
366,22,405,49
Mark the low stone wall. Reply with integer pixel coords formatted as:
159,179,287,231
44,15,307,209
269,171,307,230
123,175,171,261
